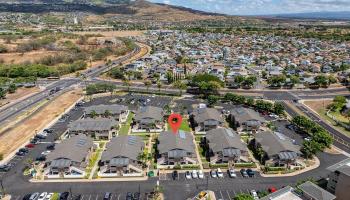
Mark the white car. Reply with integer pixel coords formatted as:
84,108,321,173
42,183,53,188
217,168,224,178
251,190,259,200
41,151,51,156
228,169,237,178
37,192,47,200
192,170,198,179
185,171,192,179
198,170,204,179
45,193,53,200
210,170,217,178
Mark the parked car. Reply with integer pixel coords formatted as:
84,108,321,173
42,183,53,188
46,144,55,150
192,170,198,179
29,193,40,200
35,134,46,140
41,151,51,156
43,129,53,134
210,170,217,178
103,192,111,200
45,193,53,200
217,168,224,178
185,171,192,179
240,169,249,178
59,192,69,200
0,165,10,172
16,151,25,156
198,170,204,179
228,168,237,178
19,148,29,153
26,143,35,148
30,138,39,144
22,194,32,200
246,169,255,177
133,192,140,200
126,192,133,200
37,192,47,200
250,190,258,200
268,187,277,193
36,155,46,162
72,195,82,200
172,170,178,180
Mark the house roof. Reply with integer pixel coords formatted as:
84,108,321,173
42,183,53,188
255,131,301,157
46,134,93,163
206,128,247,153
69,118,118,132
192,108,223,124
134,106,163,122
260,186,302,200
84,104,128,115
230,107,266,124
158,131,195,154
327,158,350,177
299,181,336,200
101,135,144,162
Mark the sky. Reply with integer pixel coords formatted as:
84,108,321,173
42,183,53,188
148,0,350,15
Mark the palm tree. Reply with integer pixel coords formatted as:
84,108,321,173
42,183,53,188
157,81,162,93
173,80,187,96
256,146,265,164
123,79,131,92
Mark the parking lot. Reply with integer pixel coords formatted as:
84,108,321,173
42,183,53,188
10,193,153,200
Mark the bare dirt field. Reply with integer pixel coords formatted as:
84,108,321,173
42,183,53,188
304,100,332,112
75,30,145,37
0,87,40,107
0,51,58,64
0,89,82,158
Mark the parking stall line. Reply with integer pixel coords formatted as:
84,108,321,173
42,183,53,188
87,194,91,200
219,191,224,200
226,190,231,199
95,194,99,200
80,195,85,200
15,195,21,200
117,194,121,200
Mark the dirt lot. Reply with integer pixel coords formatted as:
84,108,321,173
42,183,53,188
0,50,58,64
304,100,332,112
0,87,40,107
76,30,145,37
0,89,82,158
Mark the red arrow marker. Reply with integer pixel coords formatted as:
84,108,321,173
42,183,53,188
168,113,183,134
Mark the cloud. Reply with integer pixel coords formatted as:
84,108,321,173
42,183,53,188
149,0,350,15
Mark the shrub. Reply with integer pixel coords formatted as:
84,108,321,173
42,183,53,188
234,162,257,168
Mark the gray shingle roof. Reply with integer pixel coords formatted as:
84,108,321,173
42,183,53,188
69,118,118,132
134,106,163,122
101,135,144,162
47,134,93,163
299,181,336,200
84,104,127,115
192,108,223,123
255,131,301,157
206,128,247,153
260,186,298,200
158,131,195,154
230,107,266,124
327,158,350,176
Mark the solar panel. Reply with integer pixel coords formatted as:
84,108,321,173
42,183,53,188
275,132,286,140
76,139,87,146
128,135,137,145
179,131,186,139
225,129,234,137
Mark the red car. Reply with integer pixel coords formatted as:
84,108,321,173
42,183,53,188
268,187,277,193
25,143,35,148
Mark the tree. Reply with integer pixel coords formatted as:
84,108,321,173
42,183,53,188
290,75,300,85
104,110,112,118
157,81,162,93
143,80,152,93
301,140,320,159
246,97,255,107
234,75,245,84
123,79,131,92
109,68,125,79
273,102,285,115
207,95,219,107
256,146,265,164
90,110,97,118
330,96,346,111
315,75,329,87
173,80,187,96
166,71,174,84
328,75,337,84
234,193,254,200
8,83,17,94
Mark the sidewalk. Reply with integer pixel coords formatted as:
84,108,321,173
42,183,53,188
30,176,149,183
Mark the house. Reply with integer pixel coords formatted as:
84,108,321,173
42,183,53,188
228,107,266,132
99,136,144,176
299,181,336,200
45,134,94,177
190,108,224,132
327,158,350,200
260,186,302,200
157,131,197,165
205,128,249,164
133,106,164,132
84,104,128,122
68,118,119,140
252,131,301,166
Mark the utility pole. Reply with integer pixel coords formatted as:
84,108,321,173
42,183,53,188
138,184,141,194
69,187,73,199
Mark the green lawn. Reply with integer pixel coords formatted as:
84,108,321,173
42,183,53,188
317,108,350,137
119,112,134,135
167,118,191,132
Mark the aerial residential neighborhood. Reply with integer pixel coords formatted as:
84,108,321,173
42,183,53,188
0,1,349,200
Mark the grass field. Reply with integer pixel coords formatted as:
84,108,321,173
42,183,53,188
119,112,134,135
167,118,191,132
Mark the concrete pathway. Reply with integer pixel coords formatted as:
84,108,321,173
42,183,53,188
192,132,203,170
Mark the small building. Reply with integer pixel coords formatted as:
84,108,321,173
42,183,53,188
327,158,350,200
157,131,197,165
205,128,249,164
299,181,336,200
68,118,119,140
260,186,302,200
84,104,128,122
45,134,94,177
252,131,301,166
228,107,266,132
190,108,224,132
99,135,144,176
133,106,164,132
